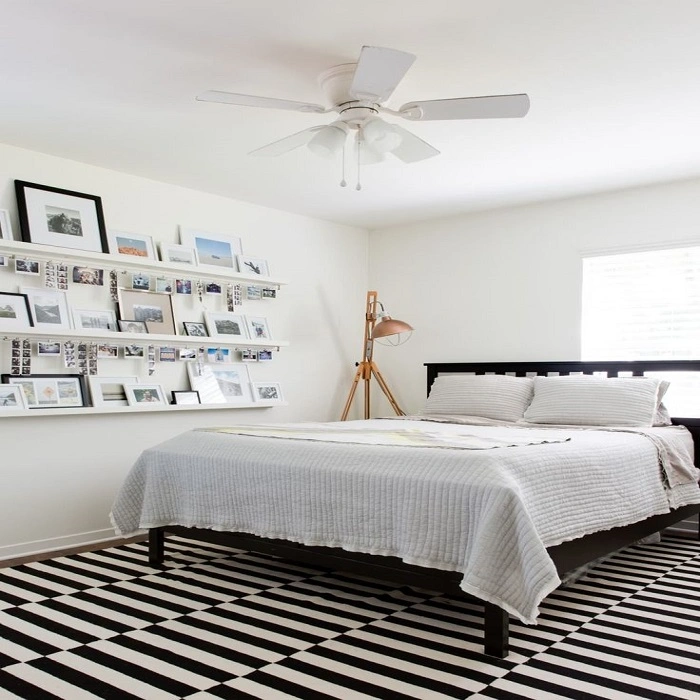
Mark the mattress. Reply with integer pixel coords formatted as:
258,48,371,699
110,419,700,624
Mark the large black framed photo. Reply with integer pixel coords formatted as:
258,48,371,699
1,374,89,409
15,180,108,254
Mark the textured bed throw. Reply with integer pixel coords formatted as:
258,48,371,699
111,420,700,624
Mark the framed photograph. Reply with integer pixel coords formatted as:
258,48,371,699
159,243,199,266
155,278,174,294
187,363,252,404
205,312,248,339
237,255,270,277
15,180,108,253
124,384,167,407
172,390,201,405
107,230,157,259
0,385,28,410
175,279,192,295
253,382,283,403
72,266,104,286
117,289,176,336
88,375,140,407
37,341,61,356
118,319,149,334
0,292,33,331
21,288,72,330
72,308,118,331
0,209,14,240
2,374,89,408
179,226,242,271
15,259,40,275
183,321,208,337
158,347,176,362
245,315,272,341
205,282,222,295
131,272,151,291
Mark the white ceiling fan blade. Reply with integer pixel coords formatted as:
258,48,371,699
389,125,440,163
249,126,325,156
197,90,328,114
399,93,530,121
349,46,416,103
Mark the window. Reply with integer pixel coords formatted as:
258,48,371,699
582,245,700,415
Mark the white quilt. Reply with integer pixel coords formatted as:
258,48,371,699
110,419,700,624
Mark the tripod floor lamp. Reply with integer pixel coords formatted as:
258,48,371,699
341,290,414,420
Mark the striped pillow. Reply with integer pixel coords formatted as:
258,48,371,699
423,375,534,422
523,376,663,426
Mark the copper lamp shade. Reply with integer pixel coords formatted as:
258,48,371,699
371,314,414,345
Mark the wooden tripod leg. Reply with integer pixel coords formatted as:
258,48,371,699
370,361,405,416
340,364,365,420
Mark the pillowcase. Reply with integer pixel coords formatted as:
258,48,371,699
522,376,666,427
423,374,534,422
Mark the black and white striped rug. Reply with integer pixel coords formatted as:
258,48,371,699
0,534,697,699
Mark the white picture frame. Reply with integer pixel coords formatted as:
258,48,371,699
245,315,272,341
21,287,72,331
253,382,283,403
179,226,242,271
186,363,252,404
107,230,157,259
72,308,118,331
237,255,269,277
88,375,140,407
0,385,28,410
204,312,248,339
159,243,199,266
0,209,14,240
124,383,167,407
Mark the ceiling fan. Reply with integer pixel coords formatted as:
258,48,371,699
197,46,529,187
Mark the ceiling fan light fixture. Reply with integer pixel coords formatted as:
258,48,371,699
307,123,347,159
362,117,402,153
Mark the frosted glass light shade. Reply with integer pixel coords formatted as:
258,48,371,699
308,124,347,158
362,118,403,153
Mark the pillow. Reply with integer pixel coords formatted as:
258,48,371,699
423,375,534,422
522,376,665,427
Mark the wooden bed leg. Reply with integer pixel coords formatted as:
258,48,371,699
484,603,509,658
149,527,165,566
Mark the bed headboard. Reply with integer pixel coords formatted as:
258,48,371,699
424,360,700,466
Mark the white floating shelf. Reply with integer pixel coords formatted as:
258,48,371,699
0,239,287,287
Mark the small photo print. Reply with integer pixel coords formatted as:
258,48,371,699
207,347,231,363
97,344,119,359
261,287,277,299
237,255,269,277
178,348,197,360
72,266,104,285
0,256,8,267
124,345,145,358
155,277,173,294
176,279,192,295
131,273,151,291
253,382,282,402
129,386,165,404
258,349,273,361
118,320,148,334
159,347,177,362
240,349,258,362
15,259,40,275
246,285,262,301
206,282,222,295
38,342,61,356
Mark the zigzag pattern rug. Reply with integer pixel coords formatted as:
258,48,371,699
0,534,698,699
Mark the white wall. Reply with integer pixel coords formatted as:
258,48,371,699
0,142,369,558
370,178,700,415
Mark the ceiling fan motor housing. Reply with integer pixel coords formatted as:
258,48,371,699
318,63,379,126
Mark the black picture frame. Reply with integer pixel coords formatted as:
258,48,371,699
15,180,109,254
1,373,90,409
182,321,208,337
171,390,201,405
0,291,34,331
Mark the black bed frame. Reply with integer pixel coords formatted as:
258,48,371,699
148,360,700,658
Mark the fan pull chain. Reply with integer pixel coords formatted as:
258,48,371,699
340,139,347,187
356,132,362,191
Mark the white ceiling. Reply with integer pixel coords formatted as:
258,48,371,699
3,0,700,229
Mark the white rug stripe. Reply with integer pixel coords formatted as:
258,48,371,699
18,602,120,639
160,567,256,596
0,636,42,664
47,557,136,581
0,581,49,604
81,586,187,620
4,662,105,700
28,562,110,589
112,580,213,610
0,569,76,595
582,621,700,655
0,611,81,650
89,638,217,691
224,675,338,700
51,593,155,629
47,649,181,700
253,590,376,626
488,676,610,700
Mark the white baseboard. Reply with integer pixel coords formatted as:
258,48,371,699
0,528,131,561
